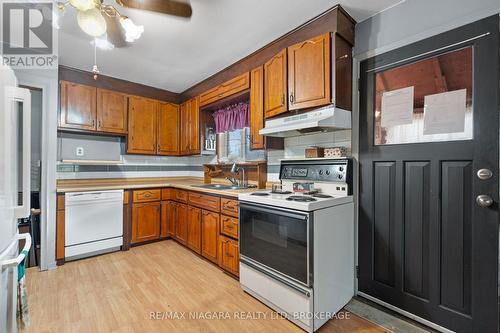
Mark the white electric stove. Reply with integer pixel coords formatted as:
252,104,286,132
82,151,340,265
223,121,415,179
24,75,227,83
238,158,354,332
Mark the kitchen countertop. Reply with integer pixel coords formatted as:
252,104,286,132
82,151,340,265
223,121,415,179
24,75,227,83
56,177,267,197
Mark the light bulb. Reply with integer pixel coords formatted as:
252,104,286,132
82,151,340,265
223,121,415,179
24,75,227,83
119,16,144,42
77,8,106,37
69,0,95,11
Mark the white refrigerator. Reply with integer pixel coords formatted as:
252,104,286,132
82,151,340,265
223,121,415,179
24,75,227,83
0,64,32,332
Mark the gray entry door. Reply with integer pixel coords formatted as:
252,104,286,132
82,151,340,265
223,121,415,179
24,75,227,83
358,16,499,333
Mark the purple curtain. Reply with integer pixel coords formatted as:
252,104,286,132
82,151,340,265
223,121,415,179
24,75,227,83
213,102,249,133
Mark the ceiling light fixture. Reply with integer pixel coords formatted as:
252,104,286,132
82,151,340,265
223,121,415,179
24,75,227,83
77,7,107,37
119,16,144,42
57,0,145,42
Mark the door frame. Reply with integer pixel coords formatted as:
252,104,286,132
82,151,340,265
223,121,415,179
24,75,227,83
15,70,59,271
352,16,499,333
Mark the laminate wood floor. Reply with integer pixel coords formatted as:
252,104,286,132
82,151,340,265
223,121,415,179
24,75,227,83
22,240,387,333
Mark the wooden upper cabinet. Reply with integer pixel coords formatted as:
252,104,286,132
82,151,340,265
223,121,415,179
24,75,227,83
199,72,250,107
131,202,161,244
59,81,97,130
96,88,128,134
250,66,265,150
264,49,288,118
180,97,200,155
127,96,158,155
288,33,331,110
158,102,180,155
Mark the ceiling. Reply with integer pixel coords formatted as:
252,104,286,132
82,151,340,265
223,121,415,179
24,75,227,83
58,0,403,93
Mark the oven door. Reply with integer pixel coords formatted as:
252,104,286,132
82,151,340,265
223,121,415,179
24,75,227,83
239,202,312,287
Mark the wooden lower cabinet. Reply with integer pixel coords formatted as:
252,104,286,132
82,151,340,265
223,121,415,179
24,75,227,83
187,206,202,253
161,200,176,238
201,210,219,263
175,202,188,245
131,202,161,244
218,235,239,276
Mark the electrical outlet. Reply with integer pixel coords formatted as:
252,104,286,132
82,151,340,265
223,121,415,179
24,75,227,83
76,147,84,157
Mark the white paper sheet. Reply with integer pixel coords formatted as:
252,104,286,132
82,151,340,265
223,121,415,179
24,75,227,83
380,86,414,128
423,89,467,135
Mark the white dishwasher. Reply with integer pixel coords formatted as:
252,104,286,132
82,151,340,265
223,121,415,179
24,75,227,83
65,190,123,259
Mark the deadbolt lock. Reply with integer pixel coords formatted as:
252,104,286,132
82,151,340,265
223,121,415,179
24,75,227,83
477,169,493,180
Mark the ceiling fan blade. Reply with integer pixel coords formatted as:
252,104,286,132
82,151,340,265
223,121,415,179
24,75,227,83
103,15,128,48
118,0,192,18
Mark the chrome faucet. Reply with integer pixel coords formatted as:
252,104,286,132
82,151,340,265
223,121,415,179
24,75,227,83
230,163,247,187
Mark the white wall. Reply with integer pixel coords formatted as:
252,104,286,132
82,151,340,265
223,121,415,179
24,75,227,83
354,0,500,59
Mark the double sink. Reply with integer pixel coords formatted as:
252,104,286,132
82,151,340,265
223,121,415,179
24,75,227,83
192,184,256,191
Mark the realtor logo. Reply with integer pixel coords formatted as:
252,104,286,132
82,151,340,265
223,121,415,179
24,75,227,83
1,0,58,68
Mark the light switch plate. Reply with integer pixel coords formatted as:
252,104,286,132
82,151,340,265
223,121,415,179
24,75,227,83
76,147,84,157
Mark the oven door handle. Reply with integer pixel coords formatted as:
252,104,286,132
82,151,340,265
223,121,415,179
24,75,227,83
239,202,309,221
240,257,311,297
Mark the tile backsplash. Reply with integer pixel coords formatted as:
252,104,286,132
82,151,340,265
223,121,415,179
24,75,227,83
266,130,352,181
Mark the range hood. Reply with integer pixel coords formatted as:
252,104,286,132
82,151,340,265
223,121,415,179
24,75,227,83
259,106,351,137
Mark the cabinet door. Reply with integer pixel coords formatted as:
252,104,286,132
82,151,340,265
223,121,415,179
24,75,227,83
264,49,287,118
59,81,97,130
175,203,188,245
127,96,158,154
161,200,176,238
158,102,180,155
180,97,200,155
288,33,331,110
131,202,160,244
250,66,265,150
218,235,239,276
187,206,202,253
96,88,128,134
201,211,219,263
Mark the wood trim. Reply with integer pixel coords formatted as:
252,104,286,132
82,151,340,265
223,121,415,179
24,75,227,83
179,6,355,101
59,66,180,103
122,190,132,251
56,194,65,262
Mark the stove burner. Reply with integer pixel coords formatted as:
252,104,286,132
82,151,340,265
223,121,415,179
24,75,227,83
286,195,317,202
271,190,292,195
312,194,333,198
251,192,270,196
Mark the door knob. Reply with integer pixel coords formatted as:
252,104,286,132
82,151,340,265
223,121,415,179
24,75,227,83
477,169,493,180
476,194,493,208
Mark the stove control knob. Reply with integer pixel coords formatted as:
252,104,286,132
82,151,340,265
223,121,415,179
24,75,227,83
325,170,330,175
319,170,323,175
339,166,344,172
338,174,343,180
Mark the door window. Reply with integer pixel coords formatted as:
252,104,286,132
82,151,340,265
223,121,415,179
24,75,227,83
374,47,473,145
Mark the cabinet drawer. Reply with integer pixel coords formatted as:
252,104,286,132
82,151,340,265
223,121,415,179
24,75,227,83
221,198,239,217
161,188,174,200
188,192,220,212
133,189,161,203
175,190,188,203
221,215,238,239
199,72,250,107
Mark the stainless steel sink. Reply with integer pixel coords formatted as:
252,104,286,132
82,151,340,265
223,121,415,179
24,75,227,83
191,184,255,190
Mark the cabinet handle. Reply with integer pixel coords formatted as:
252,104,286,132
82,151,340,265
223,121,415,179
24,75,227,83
289,94,294,104
157,144,160,151
92,119,95,127
281,94,285,105
225,225,234,230
226,252,233,258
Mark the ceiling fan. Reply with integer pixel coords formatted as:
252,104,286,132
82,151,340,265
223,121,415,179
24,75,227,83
57,0,192,47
